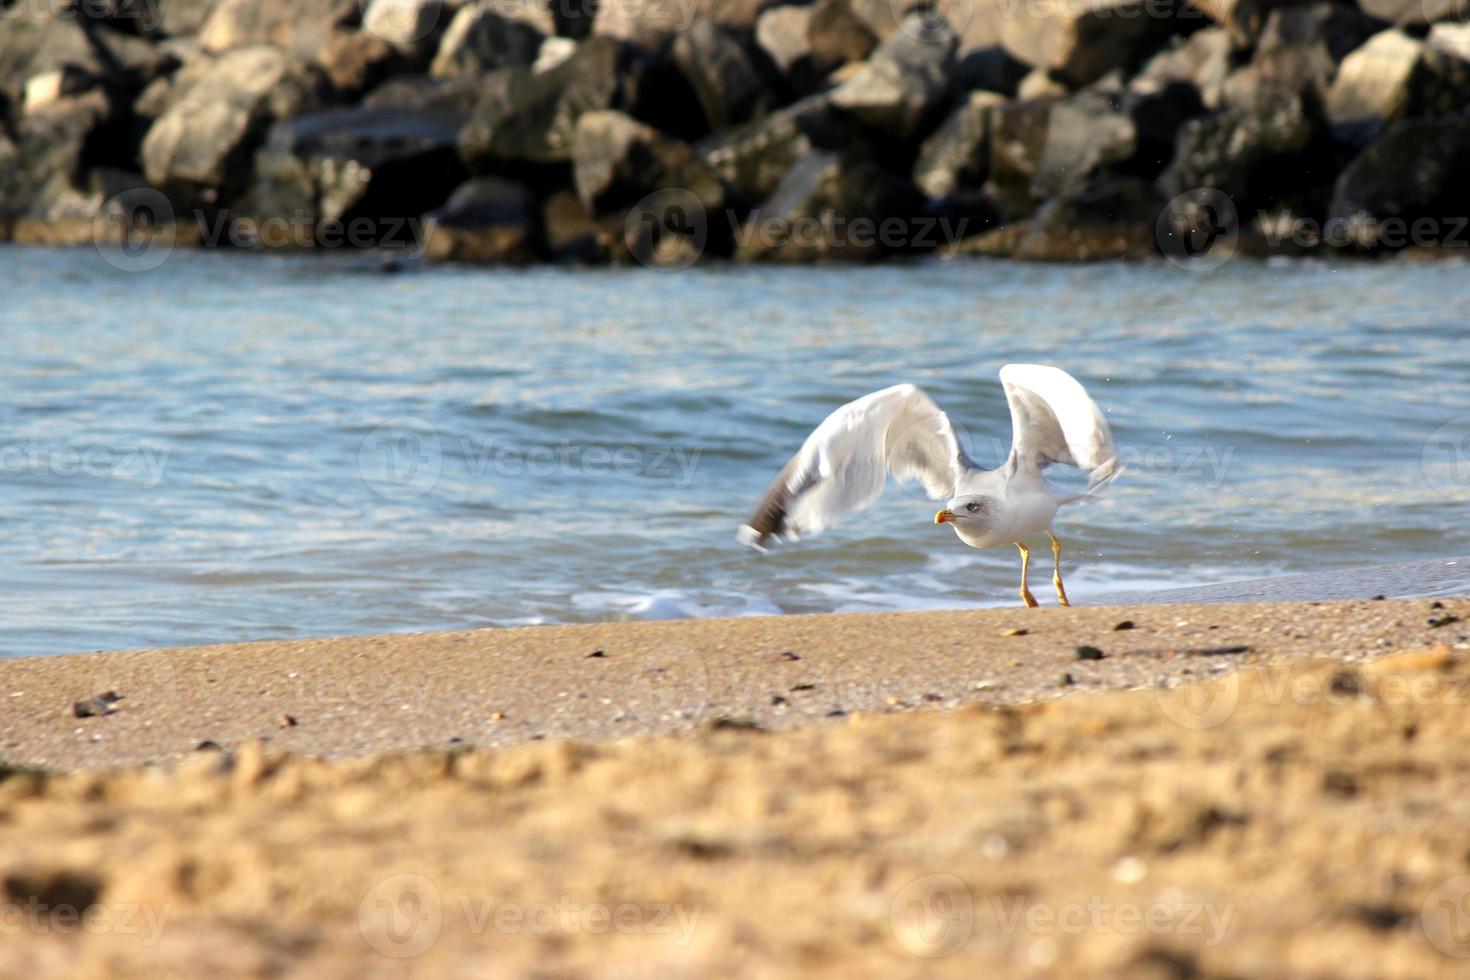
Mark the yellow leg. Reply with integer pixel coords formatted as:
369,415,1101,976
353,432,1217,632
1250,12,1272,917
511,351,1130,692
1016,542,1039,608
1049,531,1070,607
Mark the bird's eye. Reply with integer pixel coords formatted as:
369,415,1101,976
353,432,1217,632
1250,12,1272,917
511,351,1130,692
966,502,979,513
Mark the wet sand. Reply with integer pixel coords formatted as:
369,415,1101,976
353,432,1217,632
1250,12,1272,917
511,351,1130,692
3,599,1470,977
0,598,1467,770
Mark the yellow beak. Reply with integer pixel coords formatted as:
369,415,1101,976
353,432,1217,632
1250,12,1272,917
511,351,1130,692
934,509,955,525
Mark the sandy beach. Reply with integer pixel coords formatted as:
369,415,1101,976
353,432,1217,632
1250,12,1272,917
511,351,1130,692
3,598,1470,977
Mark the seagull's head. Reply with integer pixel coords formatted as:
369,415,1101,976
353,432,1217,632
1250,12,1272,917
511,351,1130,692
935,496,992,529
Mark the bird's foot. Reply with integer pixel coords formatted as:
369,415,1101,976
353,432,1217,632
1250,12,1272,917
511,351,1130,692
1019,588,1039,608
1054,578,1070,607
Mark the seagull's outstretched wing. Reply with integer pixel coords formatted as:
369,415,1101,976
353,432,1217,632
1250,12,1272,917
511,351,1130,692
1000,364,1119,492
739,384,972,549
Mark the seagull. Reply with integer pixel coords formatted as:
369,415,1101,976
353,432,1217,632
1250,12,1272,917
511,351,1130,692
738,364,1119,607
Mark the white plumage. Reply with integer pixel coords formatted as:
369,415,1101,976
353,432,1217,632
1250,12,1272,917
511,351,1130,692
738,364,1120,607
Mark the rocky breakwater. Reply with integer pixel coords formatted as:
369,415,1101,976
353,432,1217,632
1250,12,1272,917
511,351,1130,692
2,0,1470,267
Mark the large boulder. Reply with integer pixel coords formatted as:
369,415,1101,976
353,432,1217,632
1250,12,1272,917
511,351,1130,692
756,0,877,94
197,0,358,56
1227,3,1385,107
0,89,118,224
140,46,331,201
983,91,1138,218
250,104,468,235
542,189,608,262
961,177,1162,260
423,175,541,263
829,13,957,140
571,110,726,217
592,0,702,46
457,38,704,173
430,3,550,77
1130,27,1232,111
1191,0,1309,47
363,73,487,113
316,29,397,96
1159,91,1325,210
1355,0,1463,28
996,0,1186,87
1325,31,1424,141
361,0,447,51
156,0,222,37
0,8,174,107
736,148,922,261
912,90,1004,201
671,17,776,132
1328,118,1470,248
696,93,871,206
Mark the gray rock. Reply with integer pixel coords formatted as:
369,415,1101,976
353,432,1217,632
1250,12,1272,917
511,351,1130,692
159,0,225,38
317,30,397,96
1325,30,1425,141
0,89,116,224
0,8,175,107
984,91,1138,219
424,175,541,262
250,104,468,232
1232,3,1385,106
1159,90,1321,208
829,13,957,139
362,0,447,51
756,6,816,78
737,148,922,261
1328,118,1470,248
756,1,878,93
571,110,725,216
1131,27,1232,110
542,189,608,262
912,90,1003,200
1015,178,1163,260
430,3,548,78
593,0,704,46
671,17,774,132
997,0,1186,87
197,0,358,57
1328,29,1470,142
696,93,867,206
1191,0,1306,48
457,38,703,171
1356,0,1463,28
141,46,331,200
363,73,487,113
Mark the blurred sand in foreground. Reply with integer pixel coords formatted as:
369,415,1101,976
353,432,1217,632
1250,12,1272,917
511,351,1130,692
2,599,1470,977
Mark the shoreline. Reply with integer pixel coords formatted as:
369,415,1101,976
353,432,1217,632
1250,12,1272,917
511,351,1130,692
3,596,1466,772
